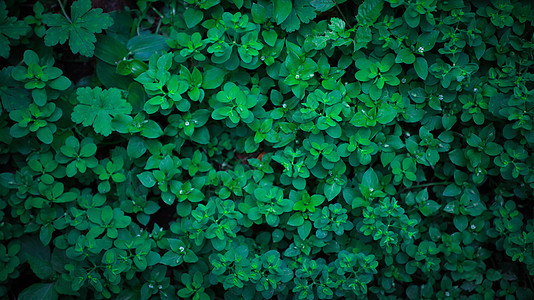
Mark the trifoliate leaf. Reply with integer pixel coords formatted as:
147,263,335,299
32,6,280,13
43,0,113,57
72,87,132,136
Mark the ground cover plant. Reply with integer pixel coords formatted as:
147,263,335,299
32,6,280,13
0,0,534,299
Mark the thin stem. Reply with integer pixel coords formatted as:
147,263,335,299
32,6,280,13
155,18,163,34
452,131,464,138
133,9,148,36
58,0,72,23
401,181,450,193
73,126,87,139
151,7,164,18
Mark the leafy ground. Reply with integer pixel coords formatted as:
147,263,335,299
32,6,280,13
1,0,534,299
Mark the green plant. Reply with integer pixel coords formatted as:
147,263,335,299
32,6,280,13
1,0,534,299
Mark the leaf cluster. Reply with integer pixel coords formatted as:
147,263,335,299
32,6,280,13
1,0,534,299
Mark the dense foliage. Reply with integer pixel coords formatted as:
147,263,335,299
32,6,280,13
1,0,534,299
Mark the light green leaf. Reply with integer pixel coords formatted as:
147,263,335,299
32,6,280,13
137,172,156,188
71,87,132,136
324,182,341,201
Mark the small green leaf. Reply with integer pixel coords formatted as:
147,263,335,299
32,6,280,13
137,172,156,188
127,136,147,159
184,9,203,29
262,30,277,47
453,215,468,231
251,3,267,23
273,0,292,24
395,48,415,64
443,184,461,197
414,57,428,80
101,206,113,224
298,220,312,239
202,66,226,89
288,213,304,226
324,182,341,201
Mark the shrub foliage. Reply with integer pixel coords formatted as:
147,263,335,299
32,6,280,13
1,0,534,299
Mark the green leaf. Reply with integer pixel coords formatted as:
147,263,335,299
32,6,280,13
94,34,128,65
448,149,466,167
43,0,113,57
184,9,203,29
310,0,336,12
72,87,132,136
0,2,31,58
324,182,341,201
414,57,428,80
361,168,378,191
18,283,57,300
251,3,267,23
377,104,397,124
298,220,312,239
416,31,439,52
443,184,461,197
356,0,384,26
202,66,226,89
419,200,441,216
127,136,147,159
96,60,132,90
453,215,468,231
49,76,71,91
273,0,292,24
101,206,113,224
127,34,170,61
36,127,53,144
404,6,420,28
141,121,163,138
395,48,415,64
280,2,316,32
80,140,97,157
355,69,371,82
262,30,277,47
137,172,156,188
288,213,304,226
191,126,210,144
20,235,54,280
